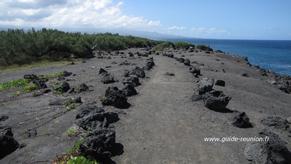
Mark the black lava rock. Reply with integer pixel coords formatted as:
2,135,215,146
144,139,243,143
122,84,138,97
215,80,226,87
54,82,70,93
203,90,231,112
143,58,155,70
261,116,289,130
0,115,9,122
244,129,291,163
189,66,201,77
198,78,214,95
99,68,108,75
122,75,140,87
231,112,252,128
79,129,117,161
0,127,19,159
184,59,191,66
75,83,89,93
24,74,47,89
178,58,185,63
101,87,130,109
63,71,72,77
76,105,119,130
101,73,115,84
127,67,145,78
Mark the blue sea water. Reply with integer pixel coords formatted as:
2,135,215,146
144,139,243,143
173,39,291,76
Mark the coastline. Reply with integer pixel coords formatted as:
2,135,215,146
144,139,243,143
1,46,291,163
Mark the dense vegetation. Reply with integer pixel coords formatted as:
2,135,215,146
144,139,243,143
0,28,212,66
153,41,195,51
0,28,159,66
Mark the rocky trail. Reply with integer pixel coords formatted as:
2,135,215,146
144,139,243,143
1,48,291,164
114,56,255,164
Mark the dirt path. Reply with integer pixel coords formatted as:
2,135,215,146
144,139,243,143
114,56,248,164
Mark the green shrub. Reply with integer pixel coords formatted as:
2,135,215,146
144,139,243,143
66,127,79,137
67,156,98,164
174,42,194,49
0,79,29,91
67,139,85,154
0,28,159,66
196,45,213,51
153,42,174,51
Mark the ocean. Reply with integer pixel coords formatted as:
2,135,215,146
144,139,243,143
172,39,291,76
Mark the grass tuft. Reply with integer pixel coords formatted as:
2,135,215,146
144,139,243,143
0,79,30,92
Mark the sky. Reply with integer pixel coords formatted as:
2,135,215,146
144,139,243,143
0,0,290,40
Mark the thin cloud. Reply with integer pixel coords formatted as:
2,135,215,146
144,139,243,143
168,26,186,31
191,27,229,37
0,0,161,30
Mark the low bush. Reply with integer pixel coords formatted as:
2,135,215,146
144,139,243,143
0,28,159,66
196,45,213,51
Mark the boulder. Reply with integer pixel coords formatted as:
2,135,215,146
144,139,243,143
215,80,226,87
198,78,214,95
75,83,89,93
0,127,19,159
143,58,155,70
53,82,70,93
0,115,9,122
79,129,117,161
127,67,145,78
189,66,201,77
203,90,231,111
261,116,289,130
101,87,130,109
101,73,115,84
76,105,119,130
178,58,185,63
122,75,140,87
99,68,108,75
63,71,72,77
244,129,291,163
24,74,47,89
231,112,252,128
184,59,191,66
121,84,137,97
242,73,249,77
278,82,291,94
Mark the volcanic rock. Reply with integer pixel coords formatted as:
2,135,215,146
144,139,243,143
198,78,214,95
126,67,145,78
122,84,138,97
203,90,231,112
215,80,226,87
75,83,89,93
76,105,119,130
244,129,291,163
231,111,252,128
261,116,289,130
0,115,9,122
184,59,191,66
53,82,70,93
101,87,130,109
79,129,118,161
122,75,140,87
189,66,201,77
101,73,115,84
0,127,19,159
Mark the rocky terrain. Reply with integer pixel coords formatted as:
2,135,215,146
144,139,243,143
1,47,291,164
